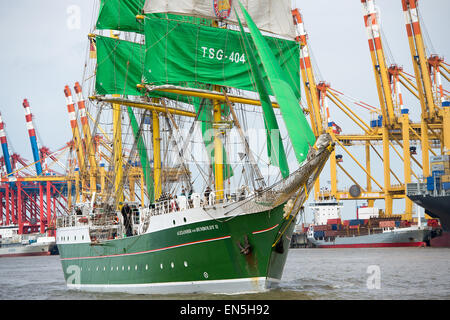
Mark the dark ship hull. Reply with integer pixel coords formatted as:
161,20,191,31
408,194,450,247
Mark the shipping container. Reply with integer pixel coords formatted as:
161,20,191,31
327,218,341,225
432,170,445,177
441,175,450,182
343,220,350,226
443,182,450,190
324,230,338,237
379,220,395,228
313,225,331,231
431,164,445,171
349,219,365,226
400,220,411,227
430,155,449,162
395,221,401,228
314,231,325,238
349,225,359,230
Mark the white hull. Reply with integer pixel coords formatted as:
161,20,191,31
66,277,279,295
0,243,53,257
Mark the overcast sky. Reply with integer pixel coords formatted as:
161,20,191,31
0,1,448,220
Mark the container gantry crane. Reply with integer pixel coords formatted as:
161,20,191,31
291,0,448,221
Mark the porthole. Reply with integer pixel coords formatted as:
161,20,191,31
135,265,138,271
128,266,130,271
183,217,187,223
171,262,174,268
184,261,188,267
160,264,163,269
145,264,148,270
173,220,176,225
122,266,124,271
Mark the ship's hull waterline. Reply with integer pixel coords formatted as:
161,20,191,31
308,227,431,248
57,203,295,294
0,243,53,258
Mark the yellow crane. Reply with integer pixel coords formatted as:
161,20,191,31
292,1,448,221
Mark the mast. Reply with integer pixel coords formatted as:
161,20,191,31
112,99,124,207
212,19,224,200
152,100,162,201
213,86,224,201
110,31,124,208
22,99,43,175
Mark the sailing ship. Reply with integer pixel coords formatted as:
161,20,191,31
55,0,333,294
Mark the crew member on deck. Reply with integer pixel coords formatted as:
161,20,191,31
121,203,133,237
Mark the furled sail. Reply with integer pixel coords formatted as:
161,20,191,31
143,0,296,40
237,2,316,163
236,14,289,178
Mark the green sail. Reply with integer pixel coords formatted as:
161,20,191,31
237,2,316,164
144,16,300,97
95,18,300,98
96,0,146,33
236,13,289,178
127,107,155,203
95,35,145,96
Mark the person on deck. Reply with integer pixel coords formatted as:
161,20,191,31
204,186,211,203
121,203,133,237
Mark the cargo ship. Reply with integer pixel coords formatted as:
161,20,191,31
55,1,333,295
0,225,57,257
407,153,450,247
306,199,432,248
